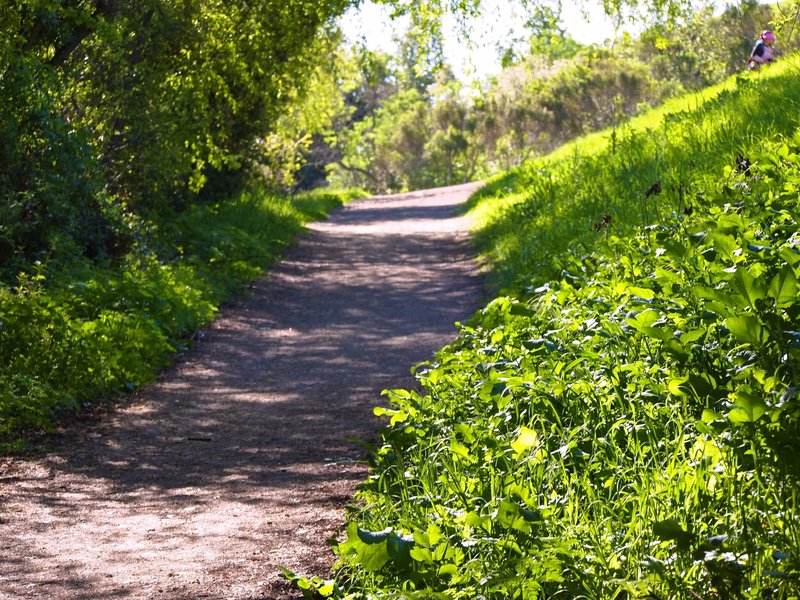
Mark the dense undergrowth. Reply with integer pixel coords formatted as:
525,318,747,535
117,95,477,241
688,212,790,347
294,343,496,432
0,188,363,451
289,59,800,597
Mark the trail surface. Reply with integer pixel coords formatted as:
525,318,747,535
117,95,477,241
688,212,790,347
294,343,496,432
0,183,485,599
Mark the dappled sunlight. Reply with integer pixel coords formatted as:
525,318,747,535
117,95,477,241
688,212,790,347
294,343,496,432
1,182,485,599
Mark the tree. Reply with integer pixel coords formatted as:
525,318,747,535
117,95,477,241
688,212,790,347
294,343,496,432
0,0,354,276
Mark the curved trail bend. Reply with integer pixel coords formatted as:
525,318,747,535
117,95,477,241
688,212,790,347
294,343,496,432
0,183,485,599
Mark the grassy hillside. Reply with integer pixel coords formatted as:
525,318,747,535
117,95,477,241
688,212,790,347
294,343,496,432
293,58,800,598
470,58,800,293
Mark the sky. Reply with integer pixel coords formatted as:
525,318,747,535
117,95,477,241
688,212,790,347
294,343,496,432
338,0,629,82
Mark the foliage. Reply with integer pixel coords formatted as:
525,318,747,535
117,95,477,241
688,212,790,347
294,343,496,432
0,0,354,282
328,71,483,192
328,1,798,194
290,57,800,599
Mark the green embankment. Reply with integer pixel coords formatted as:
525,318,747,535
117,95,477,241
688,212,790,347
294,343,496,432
294,58,800,599
0,188,363,451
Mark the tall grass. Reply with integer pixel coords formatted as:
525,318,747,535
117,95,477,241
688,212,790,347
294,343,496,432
469,58,800,294
294,58,800,599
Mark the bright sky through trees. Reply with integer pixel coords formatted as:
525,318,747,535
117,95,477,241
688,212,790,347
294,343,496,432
338,0,624,81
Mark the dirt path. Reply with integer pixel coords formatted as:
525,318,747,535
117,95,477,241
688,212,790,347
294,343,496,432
0,183,485,600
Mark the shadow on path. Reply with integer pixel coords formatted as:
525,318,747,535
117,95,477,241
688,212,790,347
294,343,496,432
0,182,485,600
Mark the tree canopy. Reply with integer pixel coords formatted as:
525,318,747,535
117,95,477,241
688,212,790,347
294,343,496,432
2,0,797,276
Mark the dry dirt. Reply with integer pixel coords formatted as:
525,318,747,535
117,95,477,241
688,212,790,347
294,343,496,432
0,183,486,600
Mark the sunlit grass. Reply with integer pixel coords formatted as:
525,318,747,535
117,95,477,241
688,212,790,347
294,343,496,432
306,56,800,599
468,55,800,294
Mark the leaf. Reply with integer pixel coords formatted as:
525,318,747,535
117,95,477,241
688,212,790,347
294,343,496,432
668,378,690,396
639,324,675,341
449,440,472,460
709,232,738,259
357,526,393,545
768,266,798,308
386,534,414,569
731,268,767,309
779,246,800,266
337,523,391,572
702,409,723,423
728,392,768,424
625,309,659,329
509,302,535,317
626,285,656,300
373,406,409,425
653,519,694,549
511,426,540,456
725,315,769,346
680,328,707,344
716,214,744,234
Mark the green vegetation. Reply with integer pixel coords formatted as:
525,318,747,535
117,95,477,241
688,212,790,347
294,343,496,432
4,1,800,596
319,0,790,194
1,1,385,448
0,187,362,450
291,58,800,598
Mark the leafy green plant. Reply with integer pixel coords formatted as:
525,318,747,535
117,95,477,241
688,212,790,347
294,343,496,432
305,59,800,600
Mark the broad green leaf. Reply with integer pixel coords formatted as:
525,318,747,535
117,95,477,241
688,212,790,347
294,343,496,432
450,440,472,460
338,523,390,572
625,285,656,300
639,324,675,341
731,267,767,309
511,426,540,456
357,526,393,545
625,309,659,329
768,266,798,308
691,285,724,302
373,406,409,424
709,232,738,259
668,378,690,396
464,511,489,529
509,302,536,317
680,328,707,344
426,523,443,545
702,409,723,423
779,246,800,266
627,309,673,340
716,214,744,234
386,534,414,569
410,546,433,563
728,392,769,424
725,315,769,346
663,339,690,359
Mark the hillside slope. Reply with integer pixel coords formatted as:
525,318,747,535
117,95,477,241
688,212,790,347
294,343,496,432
314,57,800,599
